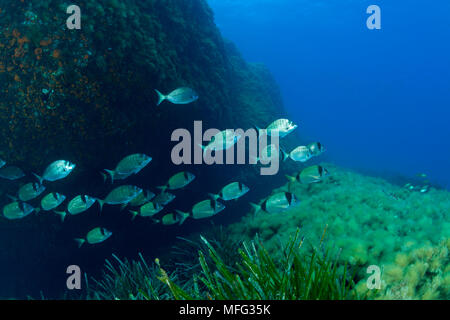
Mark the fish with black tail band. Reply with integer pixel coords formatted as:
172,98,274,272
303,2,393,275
153,192,176,206
155,87,198,106
129,201,164,220
209,182,250,201
8,182,45,202
307,142,326,157
154,211,190,226
102,154,152,183
176,199,225,220
128,190,156,207
158,171,195,192
54,195,97,222
250,191,300,214
74,227,112,248
0,166,25,180
33,160,75,184
286,165,330,184
41,192,66,211
97,185,143,212
3,201,39,220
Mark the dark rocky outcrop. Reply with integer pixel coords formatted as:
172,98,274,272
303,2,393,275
0,0,288,298
0,0,284,169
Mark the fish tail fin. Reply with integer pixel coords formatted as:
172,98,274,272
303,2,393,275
280,148,290,162
6,194,17,201
155,89,166,106
175,210,190,219
97,199,104,212
103,169,115,184
286,175,296,183
176,211,190,226
32,173,43,185
54,210,67,222
250,202,261,214
207,193,220,201
129,210,139,221
74,238,85,248
157,185,168,193
100,171,107,183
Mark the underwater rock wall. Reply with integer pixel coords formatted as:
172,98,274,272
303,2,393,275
0,0,283,170
0,0,288,298
228,164,450,299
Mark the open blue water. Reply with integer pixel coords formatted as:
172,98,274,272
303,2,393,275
208,0,450,189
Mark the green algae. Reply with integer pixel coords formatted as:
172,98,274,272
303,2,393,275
227,164,450,299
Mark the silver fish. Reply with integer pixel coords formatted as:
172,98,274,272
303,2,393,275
9,182,46,202
209,182,250,201
103,153,152,183
200,129,241,153
41,192,66,211
154,211,190,226
129,201,164,219
307,142,326,157
259,119,298,138
287,165,330,184
251,192,300,214
97,185,143,211
155,87,198,106
128,189,156,207
283,146,312,162
54,195,97,222
0,166,25,180
33,160,76,184
253,144,280,163
158,171,195,192
153,192,176,206
3,201,38,220
75,227,112,248
177,199,225,220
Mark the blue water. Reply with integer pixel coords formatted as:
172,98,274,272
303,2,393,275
208,0,450,188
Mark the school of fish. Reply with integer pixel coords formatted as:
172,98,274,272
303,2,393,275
1,87,330,247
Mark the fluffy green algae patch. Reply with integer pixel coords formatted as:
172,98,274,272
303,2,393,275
228,164,450,299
